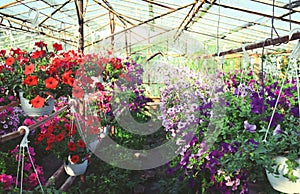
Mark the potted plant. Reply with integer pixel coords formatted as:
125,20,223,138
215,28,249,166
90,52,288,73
0,41,80,116
160,67,299,193
34,98,90,176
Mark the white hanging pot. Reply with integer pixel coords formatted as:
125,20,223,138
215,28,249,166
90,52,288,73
64,156,88,176
266,156,300,194
19,91,54,117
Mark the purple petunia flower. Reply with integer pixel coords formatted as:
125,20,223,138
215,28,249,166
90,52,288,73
244,120,256,133
290,107,299,117
267,112,284,128
250,93,264,114
273,124,283,135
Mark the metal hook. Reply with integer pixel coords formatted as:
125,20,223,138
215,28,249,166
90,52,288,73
289,28,300,59
242,44,250,68
18,126,30,148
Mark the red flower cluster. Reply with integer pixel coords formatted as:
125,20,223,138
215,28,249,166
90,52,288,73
35,107,87,164
3,41,82,108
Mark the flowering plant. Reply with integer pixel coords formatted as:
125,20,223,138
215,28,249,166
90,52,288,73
0,41,80,108
72,52,149,131
0,106,26,136
0,87,18,107
34,98,89,164
218,69,300,182
160,64,299,193
0,145,45,191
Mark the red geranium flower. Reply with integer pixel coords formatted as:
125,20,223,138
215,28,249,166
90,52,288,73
35,41,47,48
24,63,35,75
45,77,59,89
5,57,14,66
62,70,72,83
47,134,56,144
68,142,76,152
67,77,74,87
53,43,63,51
45,143,53,151
77,139,85,148
55,133,65,142
36,134,45,142
30,95,45,108
96,82,104,90
70,155,80,164
24,75,38,86
0,50,6,56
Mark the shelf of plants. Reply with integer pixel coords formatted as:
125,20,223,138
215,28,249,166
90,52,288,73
0,38,299,194
0,0,300,193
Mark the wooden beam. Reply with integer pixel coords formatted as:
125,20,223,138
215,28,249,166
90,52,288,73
0,0,23,9
174,0,206,40
0,18,77,46
109,11,115,51
75,0,84,51
141,0,176,11
212,32,300,57
85,2,194,48
115,27,176,53
38,0,72,26
0,105,69,144
213,1,300,25
251,0,300,12
93,0,133,26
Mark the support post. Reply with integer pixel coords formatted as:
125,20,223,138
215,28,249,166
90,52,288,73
75,0,84,52
109,11,115,51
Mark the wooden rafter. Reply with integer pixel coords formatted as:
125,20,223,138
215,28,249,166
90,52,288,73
38,0,72,26
115,27,177,53
174,0,206,40
75,0,84,51
202,0,300,45
141,0,175,11
109,11,115,50
40,0,77,23
15,0,74,27
85,2,194,48
213,1,300,25
93,0,133,26
212,31,300,57
0,14,77,46
0,0,23,9
251,0,300,12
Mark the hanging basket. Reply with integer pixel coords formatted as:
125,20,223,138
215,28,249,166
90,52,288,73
266,156,300,194
64,156,88,176
19,91,54,117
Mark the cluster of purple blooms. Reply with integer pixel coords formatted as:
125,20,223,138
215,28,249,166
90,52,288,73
160,68,299,193
0,106,26,136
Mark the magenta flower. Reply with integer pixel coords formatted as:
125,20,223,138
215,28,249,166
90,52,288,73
0,174,13,190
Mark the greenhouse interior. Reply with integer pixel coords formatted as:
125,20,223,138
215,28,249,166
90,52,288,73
0,0,300,193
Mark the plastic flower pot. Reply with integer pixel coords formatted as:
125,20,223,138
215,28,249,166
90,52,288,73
64,156,88,176
19,91,54,117
266,156,300,194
